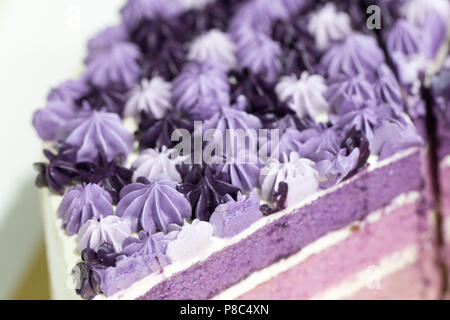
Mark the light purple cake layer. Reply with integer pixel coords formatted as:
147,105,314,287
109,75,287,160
238,198,438,300
137,150,425,300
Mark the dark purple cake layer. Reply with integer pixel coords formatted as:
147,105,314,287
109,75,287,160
138,150,424,300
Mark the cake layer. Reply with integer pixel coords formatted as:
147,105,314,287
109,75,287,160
132,150,424,300
233,195,438,300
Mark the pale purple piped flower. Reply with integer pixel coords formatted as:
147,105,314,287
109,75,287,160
385,19,422,56
121,231,170,268
84,41,142,91
275,72,330,122
372,118,424,159
373,65,403,114
78,216,132,253
62,108,134,163
132,146,185,182
229,0,289,34
116,177,192,233
320,33,385,77
87,25,129,62
234,28,282,83
195,106,263,155
47,78,90,102
33,99,78,141
210,192,263,238
58,184,114,236
335,104,378,143
316,148,361,186
213,148,261,192
124,77,172,119
172,61,230,120
120,0,182,32
325,73,376,113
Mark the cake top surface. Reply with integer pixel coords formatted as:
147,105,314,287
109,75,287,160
31,0,440,299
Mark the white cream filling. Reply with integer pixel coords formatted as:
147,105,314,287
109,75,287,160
42,148,420,300
439,154,450,170
212,192,420,300
310,245,419,300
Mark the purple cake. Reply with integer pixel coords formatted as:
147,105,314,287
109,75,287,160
32,0,450,300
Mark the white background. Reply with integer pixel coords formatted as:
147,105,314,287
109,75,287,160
0,0,125,298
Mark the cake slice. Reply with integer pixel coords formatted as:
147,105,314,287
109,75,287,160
33,0,444,300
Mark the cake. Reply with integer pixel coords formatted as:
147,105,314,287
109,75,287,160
32,0,450,300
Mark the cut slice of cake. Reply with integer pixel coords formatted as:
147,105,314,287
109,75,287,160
33,0,445,300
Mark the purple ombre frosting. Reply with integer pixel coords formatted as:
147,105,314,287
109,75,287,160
62,108,134,163
172,61,230,120
84,41,142,91
58,183,114,236
320,34,385,77
116,177,191,233
78,216,132,252
210,192,263,238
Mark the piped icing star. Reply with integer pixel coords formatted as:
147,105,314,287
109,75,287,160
124,77,172,119
62,108,134,163
58,183,114,236
213,148,261,192
275,72,330,122
325,73,376,113
33,99,78,141
188,29,237,69
259,152,319,207
84,41,142,91
132,147,185,182
78,216,132,253
320,33,385,77
120,0,182,32
172,61,230,120
116,177,192,233
307,3,352,50
385,19,423,56
87,25,129,62
234,28,283,83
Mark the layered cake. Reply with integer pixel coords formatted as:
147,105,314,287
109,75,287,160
429,58,450,288
32,0,448,300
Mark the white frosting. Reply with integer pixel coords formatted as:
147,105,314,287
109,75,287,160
43,148,421,299
124,77,172,119
166,220,214,262
401,0,450,25
213,192,420,300
307,3,352,50
440,154,450,170
178,0,215,10
132,147,185,182
188,29,237,70
275,72,330,123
